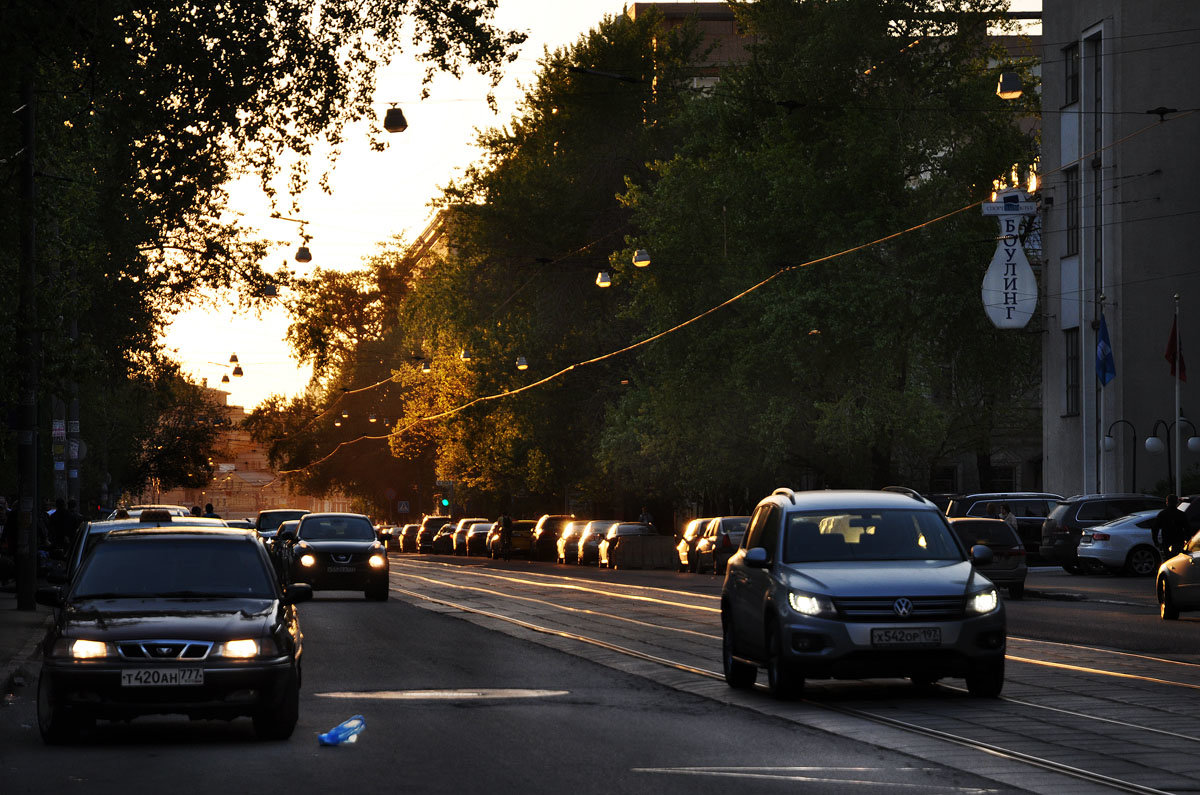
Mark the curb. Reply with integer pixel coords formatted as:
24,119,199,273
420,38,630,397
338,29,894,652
2,614,51,697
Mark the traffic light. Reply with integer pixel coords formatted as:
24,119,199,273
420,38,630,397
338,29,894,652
440,496,450,509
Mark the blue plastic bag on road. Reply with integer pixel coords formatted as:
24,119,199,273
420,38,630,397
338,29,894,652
318,714,365,746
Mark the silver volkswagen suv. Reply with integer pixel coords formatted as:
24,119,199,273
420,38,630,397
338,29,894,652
721,488,1005,698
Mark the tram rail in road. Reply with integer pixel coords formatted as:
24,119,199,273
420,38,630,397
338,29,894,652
389,556,1200,794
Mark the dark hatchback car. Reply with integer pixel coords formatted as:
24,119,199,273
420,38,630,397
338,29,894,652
531,514,576,562
1039,494,1162,573
947,517,1027,599
279,512,389,600
255,508,310,549
34,527,311,743
944,492,1061,562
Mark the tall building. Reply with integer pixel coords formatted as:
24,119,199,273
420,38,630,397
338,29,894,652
1040,2,1200,496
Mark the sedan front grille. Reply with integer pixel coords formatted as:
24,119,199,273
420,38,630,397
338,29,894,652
117,640,213,660
832,596,966,622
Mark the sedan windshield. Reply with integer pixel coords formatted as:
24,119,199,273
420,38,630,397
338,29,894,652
299,516,376,541
784,510,962,563
73,538,275,598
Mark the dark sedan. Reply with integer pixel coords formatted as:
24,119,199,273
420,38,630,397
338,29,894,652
279,512,389,600
34,527,311,743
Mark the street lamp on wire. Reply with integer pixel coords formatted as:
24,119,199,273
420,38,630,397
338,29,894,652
1102,419,1138,493
1145,419,1200,492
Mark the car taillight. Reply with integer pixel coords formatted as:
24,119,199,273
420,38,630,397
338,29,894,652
1011,546,1026,557
1092,532,1110,541
720,533,733,550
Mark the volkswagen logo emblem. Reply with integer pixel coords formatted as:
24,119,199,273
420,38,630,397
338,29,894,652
892,597,913,617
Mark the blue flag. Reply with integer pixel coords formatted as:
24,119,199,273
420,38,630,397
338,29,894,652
1096,314,1116,386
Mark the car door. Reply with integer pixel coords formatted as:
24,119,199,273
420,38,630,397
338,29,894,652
732,504,780,659
1174,531,1200,608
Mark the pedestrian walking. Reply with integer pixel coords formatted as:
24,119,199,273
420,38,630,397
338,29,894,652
1152,494,1191,560
203,502,220,519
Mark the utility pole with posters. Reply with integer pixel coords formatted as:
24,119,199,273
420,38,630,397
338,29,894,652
15,76,39,610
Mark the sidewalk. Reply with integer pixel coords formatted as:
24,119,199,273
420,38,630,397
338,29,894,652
0,583,53,696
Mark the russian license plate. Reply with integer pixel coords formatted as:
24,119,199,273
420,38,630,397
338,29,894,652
121,668,204,687
327,565,355,573
870,627,941,647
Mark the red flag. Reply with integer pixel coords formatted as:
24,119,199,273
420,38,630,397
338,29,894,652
1166,317,1188,382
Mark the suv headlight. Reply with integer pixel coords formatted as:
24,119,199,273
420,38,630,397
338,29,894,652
369,553,386,568
787,591,836,617
300,554,316,567
968,588,999,615
53,638,113,659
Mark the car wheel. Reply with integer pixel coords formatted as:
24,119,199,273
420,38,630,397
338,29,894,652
254,668,299,740
1007,582,1024,600
765,623,803,699
1159,578,1180,620
722,616,757,689
688,558,697,574
965,657,1004,697
1124,546,1160,577
37,672,84,744
366,583,389,601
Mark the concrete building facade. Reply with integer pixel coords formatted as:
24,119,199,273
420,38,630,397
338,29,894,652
1040,2,1200,496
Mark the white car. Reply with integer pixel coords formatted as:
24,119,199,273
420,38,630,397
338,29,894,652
1158,529,1200,620
1075,509,1161,576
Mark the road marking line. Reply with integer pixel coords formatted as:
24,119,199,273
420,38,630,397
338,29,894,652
631,767,996,791
316,689,569,700
1007,654,1200,689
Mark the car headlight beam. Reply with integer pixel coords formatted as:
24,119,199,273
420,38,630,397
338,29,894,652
969,588,999,615
68,639,110,659
218,639,260,658
300,554,316,567
369,554,386,568
788,591,835,617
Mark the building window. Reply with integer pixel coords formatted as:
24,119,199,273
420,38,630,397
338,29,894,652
1064,327,1080,416
1064,166,1080,257
1064,42,1080,105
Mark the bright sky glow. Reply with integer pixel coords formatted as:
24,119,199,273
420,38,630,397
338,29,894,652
162,0,1041,410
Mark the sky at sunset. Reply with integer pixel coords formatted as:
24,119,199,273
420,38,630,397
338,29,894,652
163,0,1040,410
164,0,636,409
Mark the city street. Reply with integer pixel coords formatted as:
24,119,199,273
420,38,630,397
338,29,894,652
5,555,1200,793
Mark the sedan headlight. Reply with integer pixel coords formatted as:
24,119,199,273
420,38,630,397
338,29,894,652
787,591,836,617
368,554,386,568
968,588,999,615
53,638,112,659
300,554,316,567
218,639,259,658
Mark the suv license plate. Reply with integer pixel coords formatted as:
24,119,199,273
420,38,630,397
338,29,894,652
327,565,355,573
870,627,941,647
121,668,204,687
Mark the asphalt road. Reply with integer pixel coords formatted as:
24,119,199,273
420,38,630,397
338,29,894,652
0,592,1011,795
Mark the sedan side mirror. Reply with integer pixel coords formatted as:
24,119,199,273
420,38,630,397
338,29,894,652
283,583,313,605
744,547,769,569
35,585,65,608
970,544,994,567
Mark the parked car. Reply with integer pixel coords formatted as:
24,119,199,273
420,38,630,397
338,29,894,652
531,514,576,562
556,520,589,564
944,492,1061,562
693,516,750,575
416,515,451,553
676,517,714,573
487,520,536,559
721,487,1005,698
398,524,420,553
947,517,1028,598
224,519,255,530
255,509,310,549
34,526,311,742
575,521,618,565
465,522,495,556
432,523,457,554
1158,528,1200,619
1075,509,1162,576
598,523,655,568
450,518,489,556
279,512,389,600
1039,494,1162,573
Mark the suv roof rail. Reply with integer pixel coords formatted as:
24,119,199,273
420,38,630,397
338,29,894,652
771,487,796,504
882,486,925,502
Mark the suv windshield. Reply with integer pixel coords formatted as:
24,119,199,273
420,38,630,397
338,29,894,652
783,509,961,563
73,537,275,598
